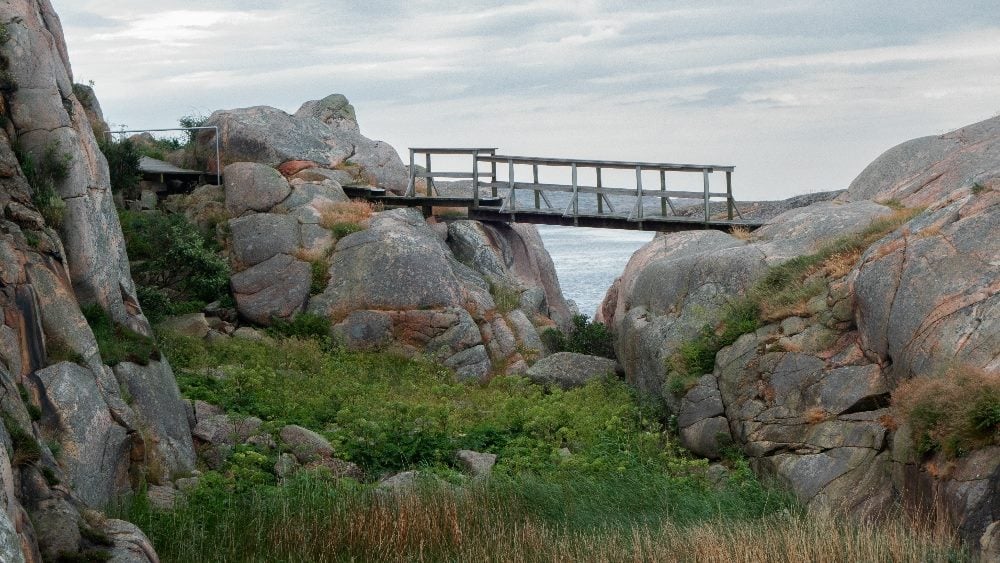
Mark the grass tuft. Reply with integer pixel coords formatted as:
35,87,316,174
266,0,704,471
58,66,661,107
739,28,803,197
892,365,1000,458
81,304,159,366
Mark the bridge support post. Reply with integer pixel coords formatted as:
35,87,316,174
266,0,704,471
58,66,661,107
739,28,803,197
596,167,603,214
703,169,711,224
406,149,415,197
533,164,540,209
635,166,644,221
472,151,480,209
726,171,734,220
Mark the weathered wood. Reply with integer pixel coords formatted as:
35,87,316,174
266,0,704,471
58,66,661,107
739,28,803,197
393,147,753,233
477,154,734,173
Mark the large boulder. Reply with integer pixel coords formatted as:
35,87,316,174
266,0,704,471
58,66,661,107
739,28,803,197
525,352,619,389
309,208,464,319
113,360,197,479
223,162,291,216
198,95,409,193
842,115,1000,207
230,253,311,325
30,363,132,507
228,213,300,267
853,191,1000,378
447,220,574,331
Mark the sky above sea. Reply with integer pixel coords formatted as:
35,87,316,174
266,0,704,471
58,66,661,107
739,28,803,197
53,1,1000,202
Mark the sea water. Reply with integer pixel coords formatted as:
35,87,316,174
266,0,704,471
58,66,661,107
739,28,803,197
537,226,654,319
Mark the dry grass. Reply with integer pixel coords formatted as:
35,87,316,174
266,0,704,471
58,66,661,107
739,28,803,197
804,406,830,425
150,483,966,562
319,200,376,231
729,225,753,241
892,365,1000,458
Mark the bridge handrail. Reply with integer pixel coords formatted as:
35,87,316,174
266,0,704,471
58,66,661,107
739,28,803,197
476,154,734,173
405,147,741,224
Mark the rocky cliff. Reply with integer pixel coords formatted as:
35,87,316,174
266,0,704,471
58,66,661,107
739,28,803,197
600,116,999,551
0,1,195,560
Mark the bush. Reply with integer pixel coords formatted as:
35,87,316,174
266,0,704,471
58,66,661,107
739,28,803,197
487,279,520,314
266,313,330,341
98,137,142,201
892,365,1000,458
666,299,760,395
81,304,159,366
544,315,616,359
15,140,70,227
119,210,230,309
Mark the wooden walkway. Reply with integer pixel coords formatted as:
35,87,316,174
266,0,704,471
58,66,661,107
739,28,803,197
367,148,763,232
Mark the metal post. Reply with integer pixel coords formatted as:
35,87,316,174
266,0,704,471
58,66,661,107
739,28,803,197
703,169,711,223
533,164,540,209
472,150,480,209
726,171,734,220
635,166,644,220
596,167,603,214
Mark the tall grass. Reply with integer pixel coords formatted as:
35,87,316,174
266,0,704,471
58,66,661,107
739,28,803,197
116,472,963,563
893,365,1000,457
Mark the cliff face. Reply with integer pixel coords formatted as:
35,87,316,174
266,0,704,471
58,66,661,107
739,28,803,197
600,116,1000,550
0,1,194,560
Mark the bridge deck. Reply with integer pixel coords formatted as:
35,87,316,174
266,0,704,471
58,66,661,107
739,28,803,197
365,148,763,232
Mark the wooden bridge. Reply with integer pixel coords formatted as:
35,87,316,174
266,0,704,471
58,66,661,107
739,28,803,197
348,148,765,232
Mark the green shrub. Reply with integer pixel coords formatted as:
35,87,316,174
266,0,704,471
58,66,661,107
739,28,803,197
666,299,760,395
892,365,1000,458
15,140,70,227
119,210,230,307
266,313,330,341
309,259,329,295
81,304,159,366
539,316,615,360
330,221,364,239
564,314,615,359
97,137,142,201
2,413,41,466
487,279,520,314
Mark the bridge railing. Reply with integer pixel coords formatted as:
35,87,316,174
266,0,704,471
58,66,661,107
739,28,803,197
474,155,738,223
405,148,497,198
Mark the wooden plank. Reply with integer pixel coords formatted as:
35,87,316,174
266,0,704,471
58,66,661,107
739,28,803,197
409,147,497,154
479,182,728,198
412,172,485,179
476,154,734,173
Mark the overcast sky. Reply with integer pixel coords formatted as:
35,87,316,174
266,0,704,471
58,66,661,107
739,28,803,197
53,0,1000,200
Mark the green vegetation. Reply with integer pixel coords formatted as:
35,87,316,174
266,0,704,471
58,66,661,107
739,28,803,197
119,210,230,323
893,365,1000,458
667,298,760,394
541,314,616,360
971,182,988,195
309,258,330,295
265,312,330,342
330,221,364,239
81,304,159,366
14,140,70,227
666,207,923,395
0,19,17,93
2,413,41,466
178,114,207,144
112,331,811,561
114,331,967,562
18,383,41,421
487,279,520,314
97,137,142,200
